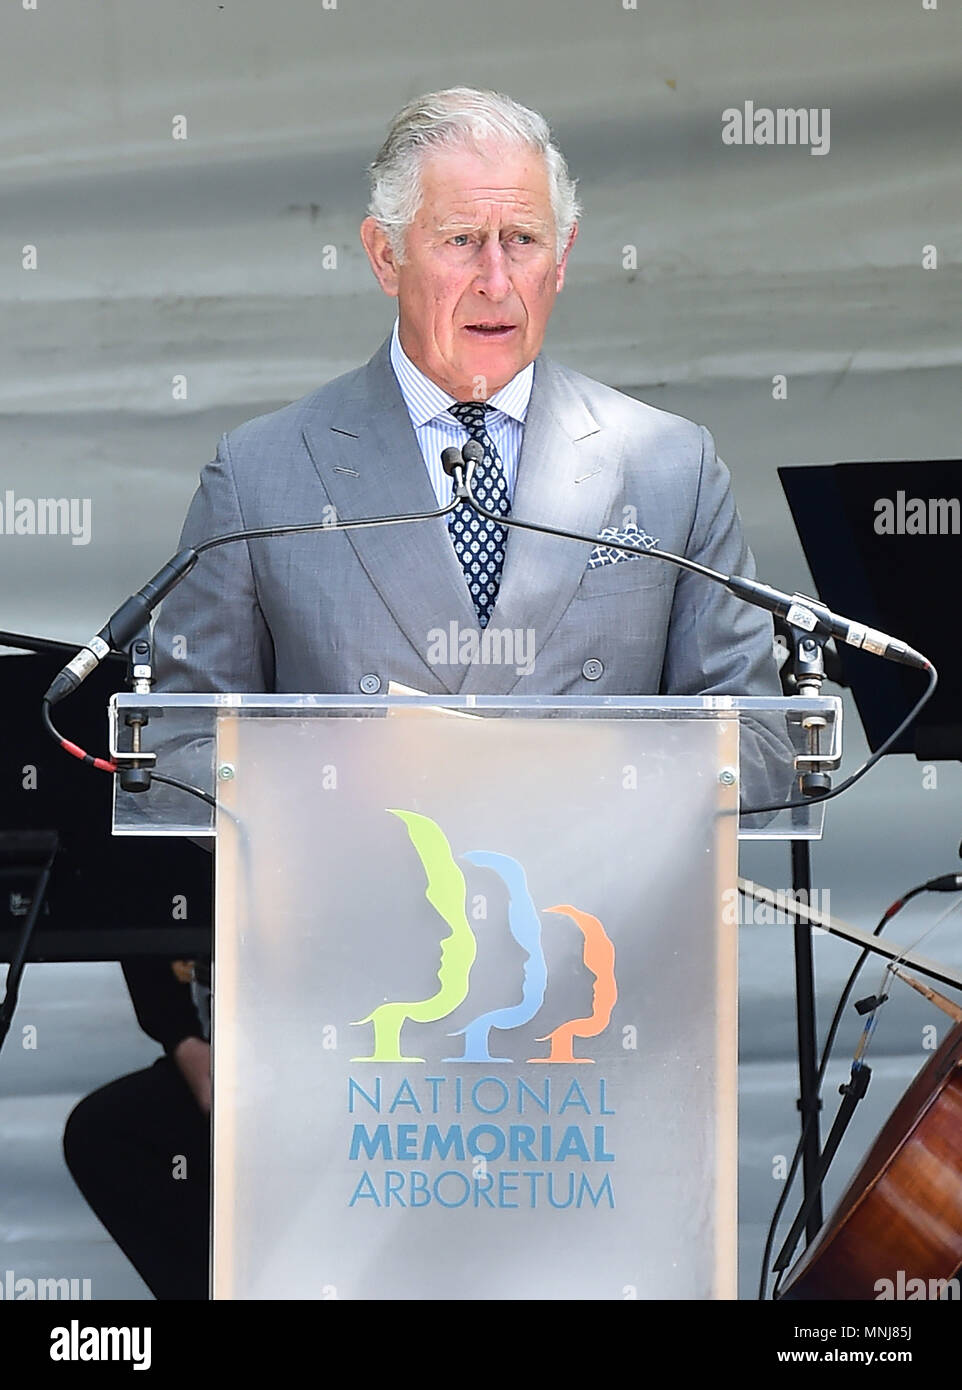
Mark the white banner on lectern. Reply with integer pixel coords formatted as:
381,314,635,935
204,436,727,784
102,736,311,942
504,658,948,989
212,712,737,1300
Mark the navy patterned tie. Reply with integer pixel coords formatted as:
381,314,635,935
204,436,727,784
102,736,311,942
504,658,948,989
446,401,511,628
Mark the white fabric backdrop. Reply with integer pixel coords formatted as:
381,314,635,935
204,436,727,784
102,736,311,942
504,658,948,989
1,0,960,1299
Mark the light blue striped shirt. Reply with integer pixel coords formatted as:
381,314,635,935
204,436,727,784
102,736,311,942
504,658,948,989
389,318,533,507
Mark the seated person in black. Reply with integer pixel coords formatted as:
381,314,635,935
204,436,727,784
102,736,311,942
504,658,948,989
62,957,211,1300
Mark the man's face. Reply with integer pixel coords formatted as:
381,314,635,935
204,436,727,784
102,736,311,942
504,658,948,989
360,141,577,399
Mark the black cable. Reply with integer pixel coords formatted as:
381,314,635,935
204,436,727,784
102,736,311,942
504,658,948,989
757,878,949,1299
741,664,938,816
463,484,939,820
810,886,929,1095
758,891,913,1300
458,492,738,589
205,481,935,825
0,629,125,661
149,772,217,810
0,841,58,1055
43,696,215,807
44,459,935,827
757,1106,819,1300
41,697,116,773
193,498,458,556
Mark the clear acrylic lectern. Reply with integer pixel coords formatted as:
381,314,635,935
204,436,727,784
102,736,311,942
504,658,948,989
109,693,840,1300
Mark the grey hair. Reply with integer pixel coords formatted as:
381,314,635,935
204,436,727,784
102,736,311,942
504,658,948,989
367,87,581,262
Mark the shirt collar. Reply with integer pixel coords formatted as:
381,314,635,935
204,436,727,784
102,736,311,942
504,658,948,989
389,318,534,428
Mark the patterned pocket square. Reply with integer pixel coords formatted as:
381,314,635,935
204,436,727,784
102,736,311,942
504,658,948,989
586,521,660,569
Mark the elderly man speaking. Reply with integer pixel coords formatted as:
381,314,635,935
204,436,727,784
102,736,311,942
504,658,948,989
150,85,780,703
64,88,785,1303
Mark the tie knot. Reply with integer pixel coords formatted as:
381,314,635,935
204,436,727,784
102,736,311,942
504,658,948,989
447,400,489,437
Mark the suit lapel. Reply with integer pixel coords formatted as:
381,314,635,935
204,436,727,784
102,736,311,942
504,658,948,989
302,339,621,698
456,354,620,694
301,337,478,695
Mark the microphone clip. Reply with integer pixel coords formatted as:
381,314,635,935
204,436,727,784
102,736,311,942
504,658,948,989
114,626,159,794
451,459,477,500
782,618,834,799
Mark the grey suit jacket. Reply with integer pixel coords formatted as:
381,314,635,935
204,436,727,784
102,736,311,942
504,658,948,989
153,335,783,709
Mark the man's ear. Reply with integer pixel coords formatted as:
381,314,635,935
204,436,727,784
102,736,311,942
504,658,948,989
360,216,400,297
555,221,578,293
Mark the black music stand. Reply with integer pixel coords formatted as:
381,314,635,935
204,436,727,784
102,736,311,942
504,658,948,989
780,459,961,758
775,458,961,1251
0,631,212,965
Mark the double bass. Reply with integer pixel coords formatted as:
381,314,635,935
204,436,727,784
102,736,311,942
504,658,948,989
781,990,962,1300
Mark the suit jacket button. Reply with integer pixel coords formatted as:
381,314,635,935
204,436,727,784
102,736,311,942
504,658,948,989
582,658,604,681
359,673,381,694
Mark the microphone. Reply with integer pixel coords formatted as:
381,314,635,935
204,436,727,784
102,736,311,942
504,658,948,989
43,486,462,706
440,442,478,496
44,550,199,705
46,438,517,707
45,437,929,711
724,576,928,672
450,442,929,673
42,441,936,825
925,873,962,892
